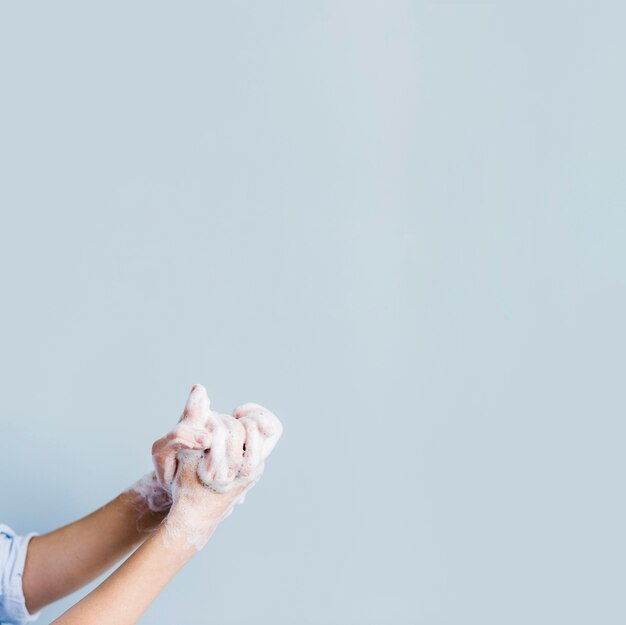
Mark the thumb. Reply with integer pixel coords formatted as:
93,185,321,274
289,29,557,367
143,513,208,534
181,384,211,428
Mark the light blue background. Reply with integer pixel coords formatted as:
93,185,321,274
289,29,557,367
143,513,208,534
1,2,624,624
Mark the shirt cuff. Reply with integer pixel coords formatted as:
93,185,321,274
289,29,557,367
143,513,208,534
0,524,41,624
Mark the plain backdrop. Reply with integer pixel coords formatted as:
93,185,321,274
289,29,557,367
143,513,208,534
1,3,625,624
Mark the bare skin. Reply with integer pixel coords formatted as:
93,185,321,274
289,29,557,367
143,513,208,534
19,384,282,624
22,489,168,614
49,456,249,625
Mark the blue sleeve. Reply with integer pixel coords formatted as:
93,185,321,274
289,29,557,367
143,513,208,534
0,525,40,625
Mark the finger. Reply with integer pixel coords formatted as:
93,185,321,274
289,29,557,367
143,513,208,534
152,426,212,487
232,402,267,420
152,425,211,459
198,412,230,488
233,403,283,460
180,384,211,428
224,416,246,481
233,403,282,437
172,450,203,490
153,444,178,487
238,417,264,478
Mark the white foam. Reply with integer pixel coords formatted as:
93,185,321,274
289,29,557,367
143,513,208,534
142,385,283,548
154,387,283,495
130,472,172,513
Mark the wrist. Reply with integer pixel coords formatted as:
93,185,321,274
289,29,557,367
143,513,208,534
163,504,218,551
124,473,172,532
129,473,172,511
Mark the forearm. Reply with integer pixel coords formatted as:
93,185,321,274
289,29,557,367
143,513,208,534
23,486,168,613
49,518,211,625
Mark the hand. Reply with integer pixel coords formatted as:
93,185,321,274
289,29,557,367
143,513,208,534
164,451,250,550
155,385,283,548
151,388,213,490
44,385,283,625
153,385,282,491
138,385,216,511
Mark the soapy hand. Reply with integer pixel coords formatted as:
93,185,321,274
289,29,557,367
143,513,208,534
151,389,213,491
154,385,282,491
133,389,213,513
155,385,283,548
164,451,250,549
